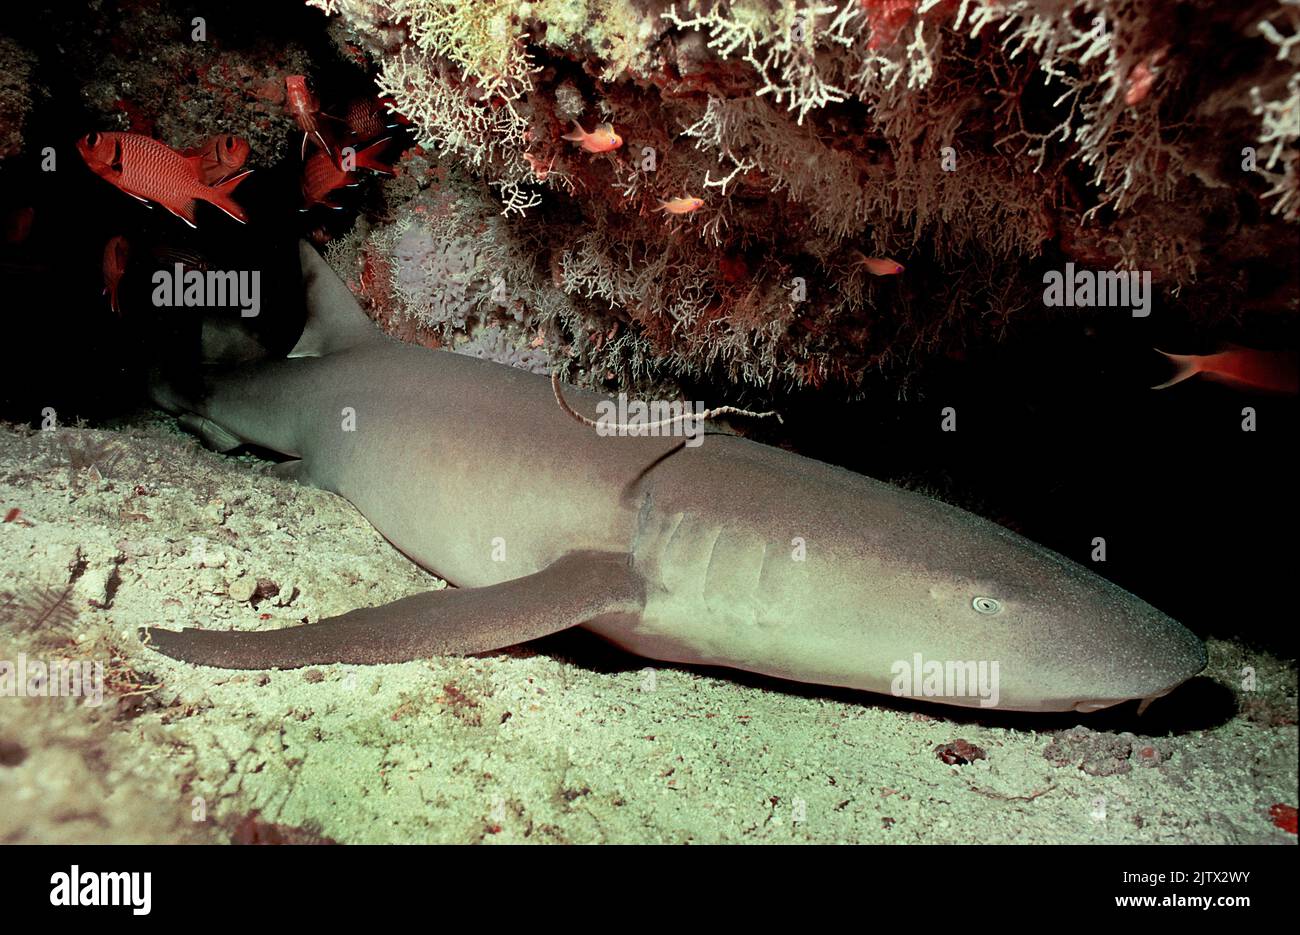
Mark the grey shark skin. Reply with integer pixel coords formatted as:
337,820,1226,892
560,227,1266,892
146,242,1206,713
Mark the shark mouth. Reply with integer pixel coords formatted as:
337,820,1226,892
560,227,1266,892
1073,687,1175,715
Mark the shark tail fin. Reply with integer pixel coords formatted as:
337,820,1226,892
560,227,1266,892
290,239,384,358
1151,349,1202,390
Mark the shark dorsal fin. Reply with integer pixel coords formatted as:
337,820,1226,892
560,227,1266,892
290,240,382,358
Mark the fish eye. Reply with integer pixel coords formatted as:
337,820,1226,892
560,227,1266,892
972,596,1002,615
224,136,236,149
86,132,100,147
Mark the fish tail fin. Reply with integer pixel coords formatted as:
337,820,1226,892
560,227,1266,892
1151,349,1201,390
560,120,585,142
353,138,394,174
202,172,251,223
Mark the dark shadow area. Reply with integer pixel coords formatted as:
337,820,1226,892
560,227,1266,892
526,628,1240,736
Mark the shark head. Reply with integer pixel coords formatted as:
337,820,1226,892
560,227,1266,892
648,451,1208,715
889,511,1208,713
810,483,1208,713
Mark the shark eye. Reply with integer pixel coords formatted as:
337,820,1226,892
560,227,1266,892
972,596,1002,615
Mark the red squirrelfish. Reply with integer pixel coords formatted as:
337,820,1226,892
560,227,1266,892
343,96,406,142
562,120,622,153
301,138,393,209
286,75,332,159
1153,346,1299,395
181,134,251,185
656,196,704,215
77,131,250,226
102,235,130,315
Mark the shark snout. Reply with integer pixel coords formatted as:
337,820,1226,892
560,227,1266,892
1069,618,1207,713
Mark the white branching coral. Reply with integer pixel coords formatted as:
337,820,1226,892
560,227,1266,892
491,178,544,216
315,0,539,201
1252,0,1300,219
664,1,854,124
683,96,871,240
375,50,530,171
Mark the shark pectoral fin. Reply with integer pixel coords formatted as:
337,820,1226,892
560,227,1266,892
144,551,645,670
267,458,316,486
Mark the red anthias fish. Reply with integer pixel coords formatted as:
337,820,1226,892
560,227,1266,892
102,235,130,315
1153,346,1299,395
301,138,393,209
77,131,250,226
851,250,905,276
181,134,251,185
562,120,622,153
286,75,333,159
656,196,704,215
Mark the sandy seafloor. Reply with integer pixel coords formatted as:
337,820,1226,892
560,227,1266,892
0,420,1295,845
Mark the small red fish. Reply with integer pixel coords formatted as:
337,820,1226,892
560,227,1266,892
562,120,622,153
1124,47,1168,107
301,138,393,209
102,235,130,315
286,75,333,159
1153,346,1299,394
78,131,250,226
856,253,904,276
656,196,704,215
181,134,251,185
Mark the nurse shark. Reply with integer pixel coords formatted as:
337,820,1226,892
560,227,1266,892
145,243,1206,713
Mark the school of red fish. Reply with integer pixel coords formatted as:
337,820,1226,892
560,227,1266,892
80,75,406,315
